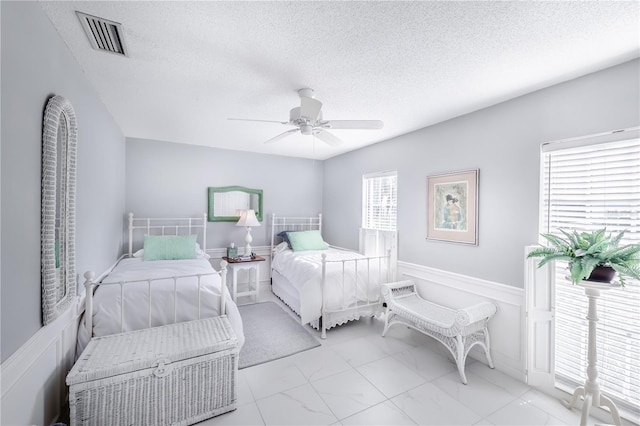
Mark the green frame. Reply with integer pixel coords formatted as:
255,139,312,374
207,186,263,222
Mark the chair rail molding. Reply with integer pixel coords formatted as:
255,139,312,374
397,260,525,381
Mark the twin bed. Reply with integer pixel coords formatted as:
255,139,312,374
269,214,396,338
77,214,244,356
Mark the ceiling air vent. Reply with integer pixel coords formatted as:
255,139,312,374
76,11,128,57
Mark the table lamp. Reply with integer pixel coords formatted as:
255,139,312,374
236,209,260,256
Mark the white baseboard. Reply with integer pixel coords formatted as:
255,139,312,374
397,261,526,382
1,302,79,426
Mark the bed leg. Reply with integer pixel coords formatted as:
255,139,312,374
220,260,228,316
321,253,327,339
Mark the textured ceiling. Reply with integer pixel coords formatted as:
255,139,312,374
40,1,639,160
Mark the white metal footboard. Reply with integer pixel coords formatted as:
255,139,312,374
270,214,397,338
318,249,391,338
82,261,228,337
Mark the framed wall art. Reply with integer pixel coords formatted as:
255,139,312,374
426,169,479,245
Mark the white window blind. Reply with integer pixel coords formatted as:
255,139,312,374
541,132,640,414
363,171,397,231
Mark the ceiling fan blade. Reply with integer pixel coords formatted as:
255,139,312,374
315,129,343,146
323,120,384,129
300,97,322,121
264,129,299,144
228,118,289,124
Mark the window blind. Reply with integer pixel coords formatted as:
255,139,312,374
541,134,640,414
362,171,397,231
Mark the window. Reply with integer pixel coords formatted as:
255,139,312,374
362,171,397,231
541,129,640,414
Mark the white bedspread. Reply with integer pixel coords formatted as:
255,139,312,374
271,247,386,324
76,258,244,357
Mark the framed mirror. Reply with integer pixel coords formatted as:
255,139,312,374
208,186,263,222
41,95,77,325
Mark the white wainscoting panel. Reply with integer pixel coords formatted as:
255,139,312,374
397,261,526,382
1,300,79,426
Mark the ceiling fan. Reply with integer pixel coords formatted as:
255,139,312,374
228,88,383,146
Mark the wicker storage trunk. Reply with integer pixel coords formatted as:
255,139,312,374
67,316,238,426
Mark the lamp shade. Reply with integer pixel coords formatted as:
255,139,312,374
236,209,260,227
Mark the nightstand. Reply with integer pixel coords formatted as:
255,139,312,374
222,255,266,303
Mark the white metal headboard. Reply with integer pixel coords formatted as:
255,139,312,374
128,212,208,256
270,214,322,256
83,213,226,338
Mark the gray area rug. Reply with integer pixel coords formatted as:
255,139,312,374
238,301,320,369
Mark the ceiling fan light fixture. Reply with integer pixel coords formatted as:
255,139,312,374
301,124,313,135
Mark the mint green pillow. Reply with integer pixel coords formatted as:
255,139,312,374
287,230,328,252
143,234,197,261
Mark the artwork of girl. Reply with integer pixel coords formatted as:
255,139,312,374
443,194,461,229
433,180,468,232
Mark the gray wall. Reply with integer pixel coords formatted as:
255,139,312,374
1,2,126,362
323,59,640,288
126,138,323,249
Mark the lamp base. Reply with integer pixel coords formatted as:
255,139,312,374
244,227,253,257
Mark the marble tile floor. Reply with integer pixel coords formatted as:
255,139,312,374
199,292,639,426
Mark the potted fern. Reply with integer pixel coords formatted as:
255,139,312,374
527,228,640,286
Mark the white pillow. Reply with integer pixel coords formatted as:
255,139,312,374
274,241,290,253
195,243,210,259
132,242,210,259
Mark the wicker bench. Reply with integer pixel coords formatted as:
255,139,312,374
381,280,497,384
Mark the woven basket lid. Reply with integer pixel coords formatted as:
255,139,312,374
67,316,236,385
